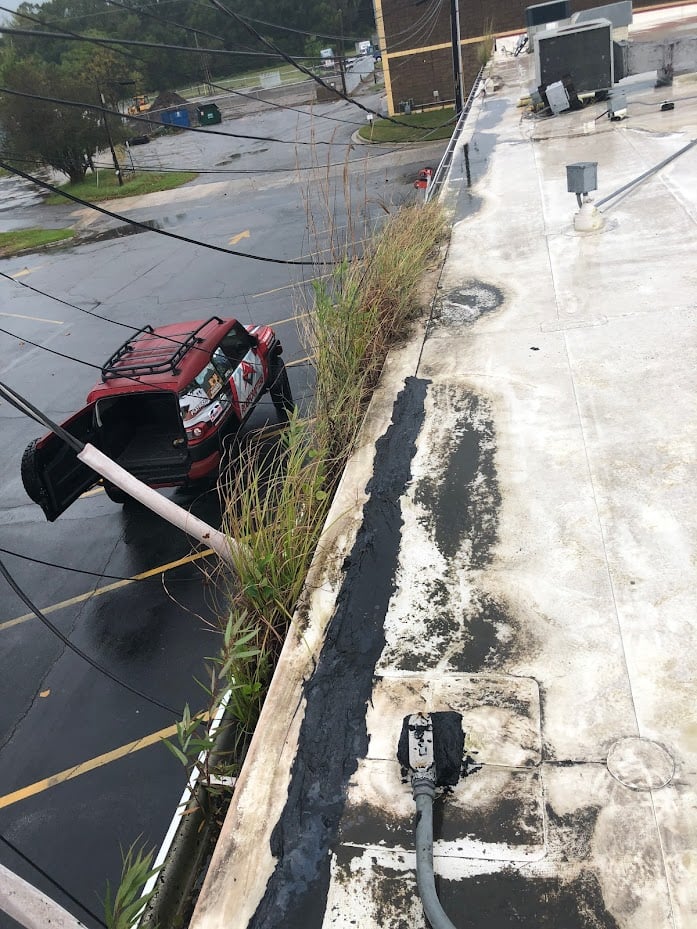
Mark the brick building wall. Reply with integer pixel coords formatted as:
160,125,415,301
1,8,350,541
374,0,697,114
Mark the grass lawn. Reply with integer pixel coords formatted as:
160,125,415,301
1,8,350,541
358,106,456,143
46,170,198,205
0,227,74,256
179,63,301,97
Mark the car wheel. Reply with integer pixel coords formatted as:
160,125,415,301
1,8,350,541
103,481,130,505
269,357,295,419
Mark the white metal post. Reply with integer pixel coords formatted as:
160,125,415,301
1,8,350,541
77,444,242,566
0,863,86,929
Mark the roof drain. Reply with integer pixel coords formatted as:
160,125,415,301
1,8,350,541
398,712,465,929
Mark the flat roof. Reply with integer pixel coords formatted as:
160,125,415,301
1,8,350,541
191,12,697,929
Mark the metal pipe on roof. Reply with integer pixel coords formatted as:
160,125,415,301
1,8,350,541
596,137,697,208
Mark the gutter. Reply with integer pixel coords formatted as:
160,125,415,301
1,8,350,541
136,689,240,929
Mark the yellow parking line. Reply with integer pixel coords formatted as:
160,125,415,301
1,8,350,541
270,311,310,326
251,272,332,299
291,237,370,262
286,355,313,368
0,718,208,811
81,485,105,498
0,311,63,325
9,267,42,279
0,549,215,633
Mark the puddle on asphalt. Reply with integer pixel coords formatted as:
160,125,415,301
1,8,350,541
216,147,268,166
216,153,242,165
0,174,50,211
82,219,162,243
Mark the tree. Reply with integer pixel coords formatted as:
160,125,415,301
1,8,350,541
0,57,107,182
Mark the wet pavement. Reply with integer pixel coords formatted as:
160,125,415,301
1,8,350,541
191,12,697,929
0,96,448,927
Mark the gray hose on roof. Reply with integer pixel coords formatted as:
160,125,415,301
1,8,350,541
413,779,458,929
596,138,697,209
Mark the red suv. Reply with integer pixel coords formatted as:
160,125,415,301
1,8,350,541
22,316,294,520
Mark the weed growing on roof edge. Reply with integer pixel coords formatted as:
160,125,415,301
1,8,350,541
103,840,159,929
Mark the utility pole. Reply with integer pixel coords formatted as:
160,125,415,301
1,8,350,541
450,0,464,113
337,7,348,97
97,83,123,186
194,32,213,95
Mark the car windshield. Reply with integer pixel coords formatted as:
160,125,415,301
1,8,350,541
179,352,232,423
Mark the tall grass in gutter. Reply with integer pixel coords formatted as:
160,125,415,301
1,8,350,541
309,202,446,458
220,200,445,668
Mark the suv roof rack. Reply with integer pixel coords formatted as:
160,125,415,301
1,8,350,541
101,317,224,381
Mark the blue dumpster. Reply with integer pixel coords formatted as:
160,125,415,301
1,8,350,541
160,108,191,128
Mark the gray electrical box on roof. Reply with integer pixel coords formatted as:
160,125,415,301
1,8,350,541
546,81,570,114
566,162,598,195
535,19,614,94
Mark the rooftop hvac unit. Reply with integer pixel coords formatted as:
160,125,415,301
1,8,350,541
535,19,614,95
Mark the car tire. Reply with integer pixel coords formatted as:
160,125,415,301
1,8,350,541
103,482,130,505
269,357,295,419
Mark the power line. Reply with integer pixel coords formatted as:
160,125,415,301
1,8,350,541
0,84,340,147
104,0,229,45
0,556,179,715
0,21,454,135
5,0,365,45
0,24,294,60
206,0,452,133
235,11,364,43
0,269,136,330
0,380,86,451
0,833,107,929
0,545,148,581
0,323,104,375
207,79,364,127
0,160,336,267
0,2,140,63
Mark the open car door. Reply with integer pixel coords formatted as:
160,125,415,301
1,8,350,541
21,392,192,521
21,404,100,522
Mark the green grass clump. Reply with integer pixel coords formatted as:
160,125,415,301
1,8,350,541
358,106,455,142
46,170,197,204
104,841,159,929
0,227,73,256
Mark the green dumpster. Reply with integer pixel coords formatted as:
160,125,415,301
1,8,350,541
197,103,222,126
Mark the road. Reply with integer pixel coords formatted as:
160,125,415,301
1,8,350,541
0,90,447,928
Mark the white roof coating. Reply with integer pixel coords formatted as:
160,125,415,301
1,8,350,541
191,13,697,929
